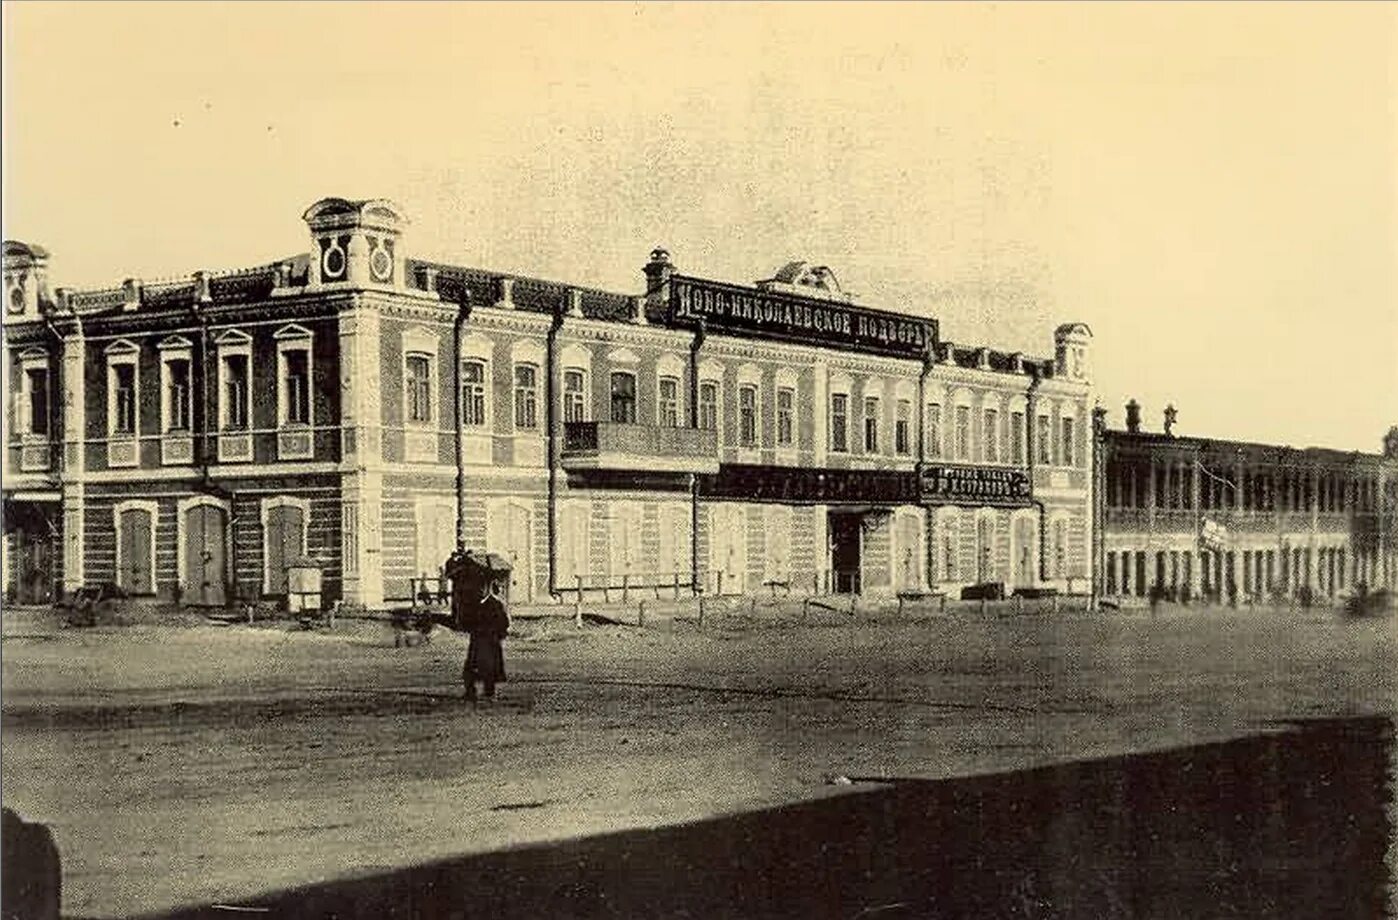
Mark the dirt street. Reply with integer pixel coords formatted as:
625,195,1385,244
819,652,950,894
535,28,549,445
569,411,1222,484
2,606,1395,918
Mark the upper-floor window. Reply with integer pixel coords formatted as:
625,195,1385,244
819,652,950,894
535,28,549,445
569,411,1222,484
863,396,880,453
698,380,719,431
24,366,49,436
1010,411,1025,465
776,387,795,447
562,368,586,424
214,332,251,432
610,371,636,424
514,363,539,429
830,393,849,453
925,403,942,458
110,361,138,434
955,405,971,460
659,377,681,428
895,399,911,456
1036,414,1051,464
273,325,313,430
983,408,999,463
462,360,488,427
738,385,758,447
282,349,310,425
1061,417,1075,466
165,358,191,431
405,353,433,424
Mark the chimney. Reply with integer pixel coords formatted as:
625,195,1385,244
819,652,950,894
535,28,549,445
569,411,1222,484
643,247,673,292
1125,399,1141,434
122,278,142,312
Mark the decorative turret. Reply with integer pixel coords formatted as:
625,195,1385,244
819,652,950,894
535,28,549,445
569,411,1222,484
301,197,408,290
3,240,53,322
1054,322,1093,383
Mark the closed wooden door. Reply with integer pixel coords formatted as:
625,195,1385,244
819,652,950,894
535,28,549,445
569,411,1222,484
16,528,54,604
1014,517,1036,588
711,505,747,595
489,503,533,603
264,504,306,596
118,507,154,595
182,504,227,606
895,513,921,591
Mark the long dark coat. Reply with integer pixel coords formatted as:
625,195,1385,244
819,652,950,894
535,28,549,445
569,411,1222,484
463,594,510,684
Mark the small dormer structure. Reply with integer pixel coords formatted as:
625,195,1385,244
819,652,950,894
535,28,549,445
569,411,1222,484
1054,322,1093,383
756,261,853,304
302,197,409,290
3,241,53,323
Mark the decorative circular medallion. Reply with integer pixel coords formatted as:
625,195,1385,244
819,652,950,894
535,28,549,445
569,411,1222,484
322,240,347,279
370,245,393,282
7,283,24,314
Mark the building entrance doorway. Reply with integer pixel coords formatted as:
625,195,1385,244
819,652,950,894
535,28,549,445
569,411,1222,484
5,501,58,604
829,511,862,594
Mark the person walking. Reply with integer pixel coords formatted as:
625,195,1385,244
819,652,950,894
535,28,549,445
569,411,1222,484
463,579,510,702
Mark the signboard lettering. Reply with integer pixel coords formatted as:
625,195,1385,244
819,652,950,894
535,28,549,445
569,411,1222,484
669,276,936,359
699,464,918,504
919,465,1032,506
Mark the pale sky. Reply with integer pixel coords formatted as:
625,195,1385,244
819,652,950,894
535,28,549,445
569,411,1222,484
4,2,1396,452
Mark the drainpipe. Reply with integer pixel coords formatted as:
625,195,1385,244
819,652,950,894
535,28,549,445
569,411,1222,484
1025,366,1047,582
545,299,564,599
1090,404,1108,610
187,296,236,603
453,289,474,551
40,312,64,479
917,346,934,588
689,321,706,593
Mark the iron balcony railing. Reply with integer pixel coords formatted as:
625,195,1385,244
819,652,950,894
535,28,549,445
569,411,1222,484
561,421,719,473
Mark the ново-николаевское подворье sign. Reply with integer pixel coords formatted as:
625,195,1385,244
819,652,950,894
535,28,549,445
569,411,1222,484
668,276,937,359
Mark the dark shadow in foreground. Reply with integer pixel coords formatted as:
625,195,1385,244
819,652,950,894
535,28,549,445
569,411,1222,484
136,717,1393,920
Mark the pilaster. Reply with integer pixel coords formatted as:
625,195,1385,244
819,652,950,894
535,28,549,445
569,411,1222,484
338,297,385,606
61,328,86,590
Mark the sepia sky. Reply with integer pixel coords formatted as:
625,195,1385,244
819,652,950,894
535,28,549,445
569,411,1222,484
4,2,1395,452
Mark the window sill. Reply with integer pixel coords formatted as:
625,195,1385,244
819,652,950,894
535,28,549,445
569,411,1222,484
218,432,253,463
107,437,139,468
161,435,194,466
404,428,437,463
278,426,314,461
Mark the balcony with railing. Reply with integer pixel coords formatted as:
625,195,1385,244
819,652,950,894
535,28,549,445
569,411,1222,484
561,421,719,474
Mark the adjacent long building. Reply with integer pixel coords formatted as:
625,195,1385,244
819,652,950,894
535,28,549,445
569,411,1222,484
1100,402,1398,603
2,198,1096,608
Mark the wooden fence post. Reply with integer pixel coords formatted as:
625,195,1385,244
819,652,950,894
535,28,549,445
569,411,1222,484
638,599,646,628
574,575,583,628
622,573,629,604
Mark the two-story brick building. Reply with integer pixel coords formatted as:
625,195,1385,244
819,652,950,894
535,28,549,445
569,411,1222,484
2,198,1095,609
1099,402,1398,604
